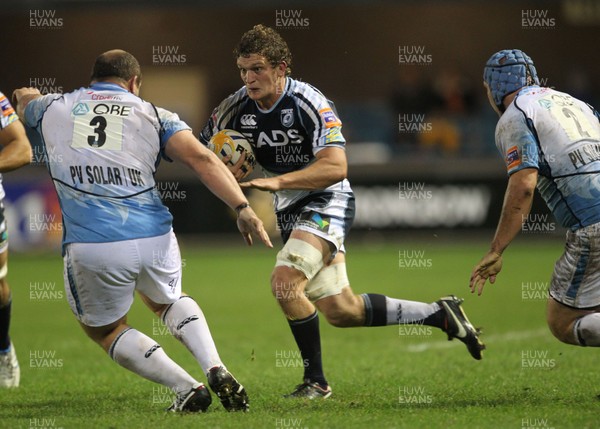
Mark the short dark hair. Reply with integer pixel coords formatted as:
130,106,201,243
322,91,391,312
234,24,292,76
90,50,142,84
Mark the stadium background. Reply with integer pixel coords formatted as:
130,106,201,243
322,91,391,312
1,0,599,250
1,2,600,428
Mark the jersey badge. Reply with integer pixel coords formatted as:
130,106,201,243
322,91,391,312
506,145,521,170
319,108,341,128
281,108,294,127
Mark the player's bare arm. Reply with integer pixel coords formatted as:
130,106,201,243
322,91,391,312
12,87,42,118
470,168,537,295
165,129,272,248
240,146,347,192
0,120,32,173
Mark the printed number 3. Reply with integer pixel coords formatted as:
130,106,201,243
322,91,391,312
87,116,107,147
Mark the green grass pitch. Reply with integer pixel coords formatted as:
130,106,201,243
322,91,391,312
1,237,598,428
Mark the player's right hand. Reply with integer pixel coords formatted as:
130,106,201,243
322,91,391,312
469,251,503,296
223,151,250,182
236,206,273,248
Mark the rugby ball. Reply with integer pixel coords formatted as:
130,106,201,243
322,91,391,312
208,129,256,177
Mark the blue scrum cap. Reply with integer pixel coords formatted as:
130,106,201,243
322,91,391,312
483,49,539,110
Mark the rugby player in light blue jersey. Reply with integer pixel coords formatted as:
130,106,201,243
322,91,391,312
0,92,31,388
472,50,600,351
201,25,485,400
14,49,272,413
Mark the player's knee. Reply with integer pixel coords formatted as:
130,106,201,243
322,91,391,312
547,314,578,345
275,238,324,282
271,266,306,302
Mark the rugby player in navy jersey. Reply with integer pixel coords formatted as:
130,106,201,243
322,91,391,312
201,25,485,399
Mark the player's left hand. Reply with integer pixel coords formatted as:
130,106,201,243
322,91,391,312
470,251,503,296
239,177,281,192
236,205,273,248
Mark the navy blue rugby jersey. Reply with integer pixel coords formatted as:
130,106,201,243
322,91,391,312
200,77,352,210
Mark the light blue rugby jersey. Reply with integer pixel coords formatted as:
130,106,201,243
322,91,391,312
496,86,600,230
24,82,190,248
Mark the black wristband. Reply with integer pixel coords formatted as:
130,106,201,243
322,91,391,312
235,202,250,215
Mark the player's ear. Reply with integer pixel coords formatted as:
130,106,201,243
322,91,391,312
129,75,141,95
277,61,287,77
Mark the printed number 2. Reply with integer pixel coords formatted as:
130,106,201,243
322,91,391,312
562,108,591,139
87,116,107,147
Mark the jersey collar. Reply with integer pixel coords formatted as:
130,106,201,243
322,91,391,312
89,82,129,93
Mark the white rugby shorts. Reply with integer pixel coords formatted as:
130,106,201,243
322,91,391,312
550,222,600,309
63,230,182,327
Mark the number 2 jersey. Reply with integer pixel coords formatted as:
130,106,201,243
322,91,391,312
496,86,600,230
23,82,190,248
199,77,353,211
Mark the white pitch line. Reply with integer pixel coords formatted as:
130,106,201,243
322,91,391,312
405,328,549,353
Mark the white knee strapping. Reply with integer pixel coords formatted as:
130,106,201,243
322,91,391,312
275,238,324,281
305,263,349,302
0,263,7,280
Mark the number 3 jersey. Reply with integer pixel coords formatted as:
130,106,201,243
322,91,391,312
23,82,190,247
496,86,600,230
199,77,352,211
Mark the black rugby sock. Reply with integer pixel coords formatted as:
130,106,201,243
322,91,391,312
288,311,328,387
0,299,11,351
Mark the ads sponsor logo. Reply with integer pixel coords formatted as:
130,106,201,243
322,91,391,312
398,46,432,65
29,10,63,29
256,129,304,147
152,46,186,66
